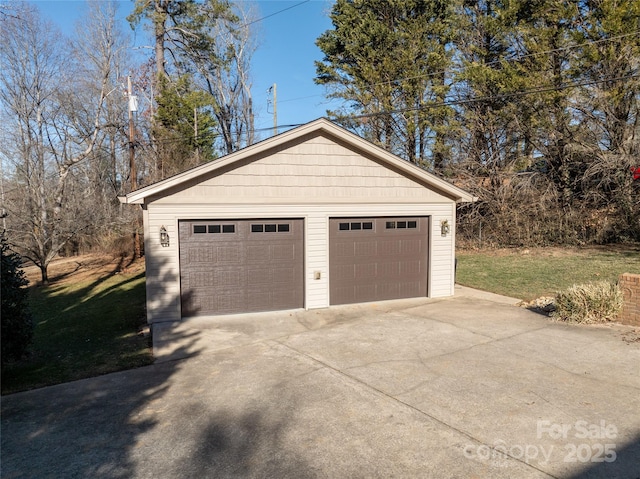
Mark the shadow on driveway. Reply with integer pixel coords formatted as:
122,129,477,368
1,329,199,479
2,289,640,478
567,432,640,479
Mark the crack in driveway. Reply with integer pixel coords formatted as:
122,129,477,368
275,339,560,478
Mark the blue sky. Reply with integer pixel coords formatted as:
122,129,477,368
30,0,340,136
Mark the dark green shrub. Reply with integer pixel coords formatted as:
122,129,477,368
1,234,33,364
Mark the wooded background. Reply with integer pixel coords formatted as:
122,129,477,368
1,0,638,283
316,0,640,247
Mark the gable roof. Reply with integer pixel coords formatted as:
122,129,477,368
122,118,476,205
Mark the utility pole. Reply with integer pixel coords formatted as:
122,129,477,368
272,83,277,136
127,76,141,259
127,75,137,190
194,106,200,163
268,83,277,136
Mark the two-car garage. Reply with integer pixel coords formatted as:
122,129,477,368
179,216,429,316
123,119,474,324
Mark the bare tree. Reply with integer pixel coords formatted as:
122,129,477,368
188,4,256,153
128,0,256,157
0,2,119,283
72,2,142,255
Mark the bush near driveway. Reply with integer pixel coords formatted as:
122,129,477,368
456,246,637,323
552,281,623,324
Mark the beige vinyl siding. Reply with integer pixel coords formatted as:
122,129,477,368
126,120,475,206
306,214,329,308
143,202,456,323
152,136,452,205
428,203,457,298
144,210,181,323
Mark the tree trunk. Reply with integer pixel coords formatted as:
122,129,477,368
39,263,49,285
133,231,141,260
154,0,167,82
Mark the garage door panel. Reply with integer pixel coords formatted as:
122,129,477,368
246,267,272,285
334,242,354,257
354,241,377,256
246,292,271,310
216,294,244,314
400,239,422,254
189,271,215,288
246,266,297,284
377,262,399,277
399,260,421,275
272,266,297,284
271,243,296,261
179,219,304,316
216,268,243,288
246,245,270,261
272,290,298,307
334,264,354,279
379,241,401,255
377,283,400,298
187,247,215,263
183,293,239,317
330,217,428,305
354,284,377,301
402,281,423,295
214,246,239,263
354,263,376,278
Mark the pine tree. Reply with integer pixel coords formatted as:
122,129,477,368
154,75,218,178
315,0,455,167
573,0,640,239
453,0,536,177
1,234,33,364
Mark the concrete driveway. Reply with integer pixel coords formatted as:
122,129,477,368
2,286,640,478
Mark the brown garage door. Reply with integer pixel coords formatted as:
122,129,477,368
329,217,429,305
179,219,304,316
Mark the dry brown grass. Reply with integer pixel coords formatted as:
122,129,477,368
21,254,145,286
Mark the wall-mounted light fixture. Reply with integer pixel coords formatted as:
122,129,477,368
441,219,450,237
160,226,170,247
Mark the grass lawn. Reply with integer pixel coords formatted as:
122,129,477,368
1,256,153,395
456,246,640,301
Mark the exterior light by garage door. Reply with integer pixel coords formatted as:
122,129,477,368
441,220,450,237
160,226,170,247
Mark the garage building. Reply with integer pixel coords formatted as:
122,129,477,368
123,119,475,323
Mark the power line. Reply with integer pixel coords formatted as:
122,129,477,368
333,73,640,122
3,65,632,168
131,123,305,149
2,69,635,162
101,69,640,147
3,41,637,197
239,0,311,28
279,93,328,104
